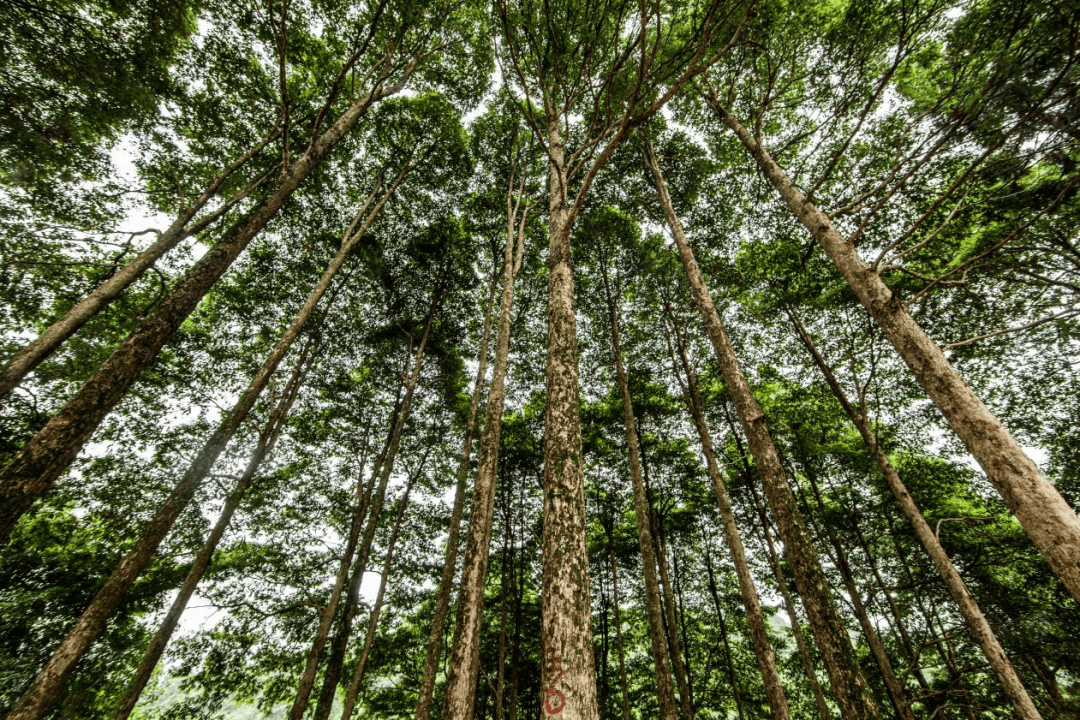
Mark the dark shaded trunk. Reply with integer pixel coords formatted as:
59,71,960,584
788,310,1044,720
0,69,408,547
711,100,1080,605
644,137,880,720
607,542,633,720
662,302,791,720
653,521,694,720
111,335,316,720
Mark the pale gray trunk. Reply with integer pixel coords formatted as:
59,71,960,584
714,102,1080,605
789,311,1044,720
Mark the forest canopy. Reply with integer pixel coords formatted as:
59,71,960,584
0,0,1078,719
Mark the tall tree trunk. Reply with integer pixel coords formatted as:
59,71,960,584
607,542,633,720
339,466,420,720
288,393,399,720
111,334,317,720
596,237,681,720
494,544,510,720
794,456,915,720
1,176,398,720
440,174,528,720
662,302,791,720
0,128,280,402
413,265,500,720
0,66,410,545
710,99,1080,604
644,137,881,720
537,107,600,720
671,544,695,716
311,296,439,720
701,537,745,720
788,310,1045,720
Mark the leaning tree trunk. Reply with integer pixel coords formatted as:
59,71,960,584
663,304,791,720
651,504,694,720
339,471,419,720
440,179,527,720
1,177,399,720
0,128,280,402
644,138,881,720
607,542,633,720
536,108,600,720
0,72,408,546
711,100,1080,605
789,310,1045,720
111,333,317,720
310,297,439,720
412,269,499,720
596,240,681,720
701,539,745,720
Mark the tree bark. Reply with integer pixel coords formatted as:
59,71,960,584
441,174,527,720
0,128,280,402
644,137,881,720
595,236,680,720
111,334,316,720
339,467,419,720
413,264,499,720
652,519,694,720
788,310,1044,720
536,107,599,720
662,303,791,720
0,68,409,546
711,99,1080,605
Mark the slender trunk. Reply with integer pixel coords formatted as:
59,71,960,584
312,298,438,720
723,402,832,720
339,467,420,720
701,539,745,720
607,543,633,720
671,546,695,715
494,546,509,720
712,101,1080,604
288,394,399,720
0,129,280,401
596,238,680,720
508,516,524,720
111,336,316,720
537,107,599,720
645,138,880,720
795,457,915,720
441,173,528,720
1,173,397,720
414,270,500,720
653,522,693,720
663,304,790,720
0,69,407,546
789,311,1044,720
